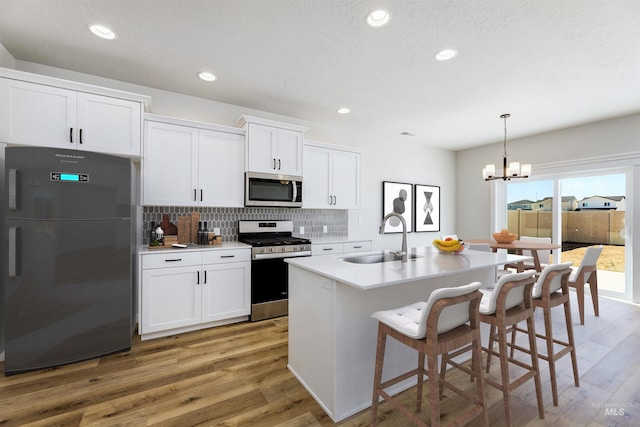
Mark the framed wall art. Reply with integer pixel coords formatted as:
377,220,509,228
382,181,413,233
414,184,440,232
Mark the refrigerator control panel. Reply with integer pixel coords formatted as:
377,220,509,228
50,172,89,182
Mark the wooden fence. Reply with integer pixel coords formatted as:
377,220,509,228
506,210,626,246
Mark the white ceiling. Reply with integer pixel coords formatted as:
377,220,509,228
0,0,638,150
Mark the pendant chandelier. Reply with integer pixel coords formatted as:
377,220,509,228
482,113,531,181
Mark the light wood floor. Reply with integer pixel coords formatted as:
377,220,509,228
1,294,639,427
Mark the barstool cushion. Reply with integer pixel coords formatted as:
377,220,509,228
532,262,573,298
479,271,536,315
371,282,482,339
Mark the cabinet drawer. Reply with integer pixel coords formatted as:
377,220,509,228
312,243,344,256
344,241,372,253
142,252,201,269
202,248,251,264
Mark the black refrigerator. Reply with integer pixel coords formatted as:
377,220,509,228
1,147,134,375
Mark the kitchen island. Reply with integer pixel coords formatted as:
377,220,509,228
285,246,529,422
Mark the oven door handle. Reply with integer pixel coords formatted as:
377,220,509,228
253,251,311,260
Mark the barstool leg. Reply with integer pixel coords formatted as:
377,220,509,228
416,352,425,412
497,325,513,427
428,353,441,427
472,338,490,427
371,326,387,426
563,298,580,387
542,305,559,406
526,316,545,419
486,324,497,373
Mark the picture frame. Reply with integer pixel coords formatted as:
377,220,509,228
382,181,413,233
414,184,440,232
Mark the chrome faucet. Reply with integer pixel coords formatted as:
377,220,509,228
379,212,407,262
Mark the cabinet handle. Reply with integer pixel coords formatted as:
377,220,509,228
79,128,83,144
197,271,200,284
323,248,333,251
278,159,281,170
70,127,73,143
353,246,363,249
273,158,277,169
204,271,207,284
164,258,183,262
200,189,203,202
220,255,235,258
194,189,197,201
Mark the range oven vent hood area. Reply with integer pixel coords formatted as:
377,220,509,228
245,172,303,208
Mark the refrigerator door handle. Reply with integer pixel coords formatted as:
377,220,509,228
8,227,19,278
8,168,18,210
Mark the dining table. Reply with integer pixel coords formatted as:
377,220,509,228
465,238,562,272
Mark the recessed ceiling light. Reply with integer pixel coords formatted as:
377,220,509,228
88,24,116,40
435,49,457,61
197,71,217,82
337,107,351,114
367,9,391,27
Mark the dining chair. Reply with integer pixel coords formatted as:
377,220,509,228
371,282,488,427
504,236,552,272
568,245,603,325
510,262,579,406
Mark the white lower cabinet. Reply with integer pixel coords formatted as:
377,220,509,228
140,248,250,340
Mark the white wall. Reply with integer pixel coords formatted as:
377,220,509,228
0,43,15,69
14,61,456,251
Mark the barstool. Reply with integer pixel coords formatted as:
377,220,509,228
510,262,579,406
370,282,488,427
478,271,545,426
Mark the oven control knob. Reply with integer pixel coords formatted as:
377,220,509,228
281,247,286,252
268,247,273,252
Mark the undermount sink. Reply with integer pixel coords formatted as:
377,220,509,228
340,252,423,264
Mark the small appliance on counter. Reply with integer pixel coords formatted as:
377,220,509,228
238,220,310,321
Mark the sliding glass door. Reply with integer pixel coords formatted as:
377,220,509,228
559,173,627,298
504,171,629,300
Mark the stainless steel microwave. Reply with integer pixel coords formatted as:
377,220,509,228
245,172,303,207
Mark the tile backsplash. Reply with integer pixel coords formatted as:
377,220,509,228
143,206,348,244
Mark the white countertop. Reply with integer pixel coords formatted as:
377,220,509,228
137,241,250,254
286,246,530,290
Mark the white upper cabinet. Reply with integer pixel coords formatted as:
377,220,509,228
198,129,245,207
76,92,141,156
0,75,145,157
236,115,308,176
143,120,198,206
303,141,360,209
142,115,245,207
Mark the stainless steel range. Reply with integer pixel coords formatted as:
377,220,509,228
238,220,311,321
